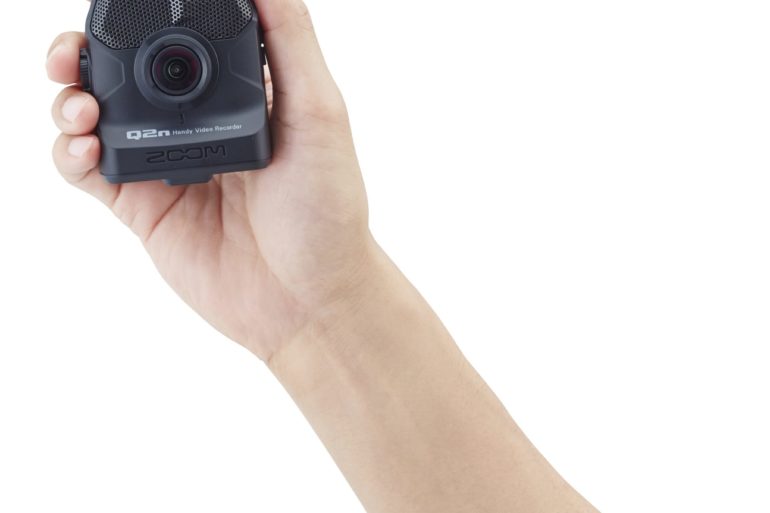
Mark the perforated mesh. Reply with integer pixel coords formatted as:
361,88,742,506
92,0,254,49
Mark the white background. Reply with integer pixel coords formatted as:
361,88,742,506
1,0,769,511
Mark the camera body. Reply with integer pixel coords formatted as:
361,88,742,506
81,0,272,185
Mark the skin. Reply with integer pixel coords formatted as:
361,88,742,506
48,1,600,512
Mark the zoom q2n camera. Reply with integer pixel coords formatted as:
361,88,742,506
80,0,272,185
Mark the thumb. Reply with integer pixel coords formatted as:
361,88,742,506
254,0,344,115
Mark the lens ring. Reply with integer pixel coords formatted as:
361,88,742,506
151,45,202,96
135,29,218,110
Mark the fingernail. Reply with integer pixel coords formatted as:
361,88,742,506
47,44,65,65
62,96,88,123
68,137,93,158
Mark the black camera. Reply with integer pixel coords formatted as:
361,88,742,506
80,0,272,185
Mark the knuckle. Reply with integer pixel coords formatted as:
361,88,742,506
288,0,313,31
307,89,348,124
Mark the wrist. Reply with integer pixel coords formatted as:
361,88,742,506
264,242,542,513
267,239,449,401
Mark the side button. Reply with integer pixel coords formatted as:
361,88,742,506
260,43,268,66
257,24,268,66
79,48,92,92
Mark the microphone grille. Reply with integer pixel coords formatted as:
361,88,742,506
91,0,254,50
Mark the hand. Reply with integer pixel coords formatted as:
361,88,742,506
47,6,602,512
47,0,374,361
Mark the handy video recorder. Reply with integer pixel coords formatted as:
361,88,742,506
80,0,272,185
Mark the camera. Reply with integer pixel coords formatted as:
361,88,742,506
80,0,272,185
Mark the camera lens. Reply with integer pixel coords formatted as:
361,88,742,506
151,45,202,96
165,59,188,81
136,31,217,109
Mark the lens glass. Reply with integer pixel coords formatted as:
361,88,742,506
151,45,202,96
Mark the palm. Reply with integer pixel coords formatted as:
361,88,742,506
106,89,368,358
48,5,369,359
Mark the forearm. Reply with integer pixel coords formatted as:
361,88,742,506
269,240,597,513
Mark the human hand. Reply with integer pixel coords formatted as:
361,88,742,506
48,0,374,361
47,6,603,512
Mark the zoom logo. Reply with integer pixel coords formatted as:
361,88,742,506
146,145,228,164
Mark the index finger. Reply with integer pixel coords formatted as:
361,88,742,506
46,32,87,85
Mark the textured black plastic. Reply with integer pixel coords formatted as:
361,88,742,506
84,0,272,185
91,0,253,49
